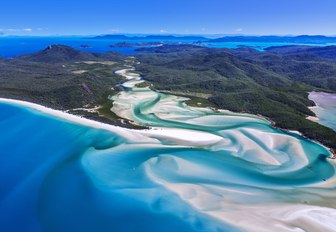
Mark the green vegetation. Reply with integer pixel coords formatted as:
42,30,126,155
1,44,336,149
136,45,336,149
0,60,122,109
0,45,140,128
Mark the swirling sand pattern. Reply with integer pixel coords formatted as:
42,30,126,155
0,69,335,232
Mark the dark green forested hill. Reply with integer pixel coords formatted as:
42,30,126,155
0,45,140,127
0,45,125,109
1,44,336,149
15,45,125,63
232,46,336,90
136,45,336,149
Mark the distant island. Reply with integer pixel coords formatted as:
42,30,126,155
90,34,336,45
1,44,336,150
91,34,209,41
209,35,336,44
109,42,163,48
80,45,92,48
109,41,205,48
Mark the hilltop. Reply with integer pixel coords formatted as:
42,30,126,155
136,44,336,149
15,45,125,63
1,44,336,149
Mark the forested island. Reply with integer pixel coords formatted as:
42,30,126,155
1,44,336,149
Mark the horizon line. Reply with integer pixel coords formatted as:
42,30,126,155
1,33,336,38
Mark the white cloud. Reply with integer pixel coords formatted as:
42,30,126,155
109,29,120,33
235,28,243,32
160,29,168,33
0,28,33,33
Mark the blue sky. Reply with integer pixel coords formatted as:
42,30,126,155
1,0,335,36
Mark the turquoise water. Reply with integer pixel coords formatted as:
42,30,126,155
308,91,336,132
1,70,336,231
0,103,228,232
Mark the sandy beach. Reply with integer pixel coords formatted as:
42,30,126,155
0,98,225,147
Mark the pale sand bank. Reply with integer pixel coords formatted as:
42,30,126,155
0,98,224,147
0,98,149,142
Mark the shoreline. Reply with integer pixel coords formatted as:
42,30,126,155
0,97,226,147
306,91,336,158
2,100,336,232
116,68,336,158
1,91,335,159
146,88,336,157
0,97,150,143
259,113,335,158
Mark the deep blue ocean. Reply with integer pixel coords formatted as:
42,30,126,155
1,37,336,232
1,36,335,58
0,36,138,57
0,102,233,232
